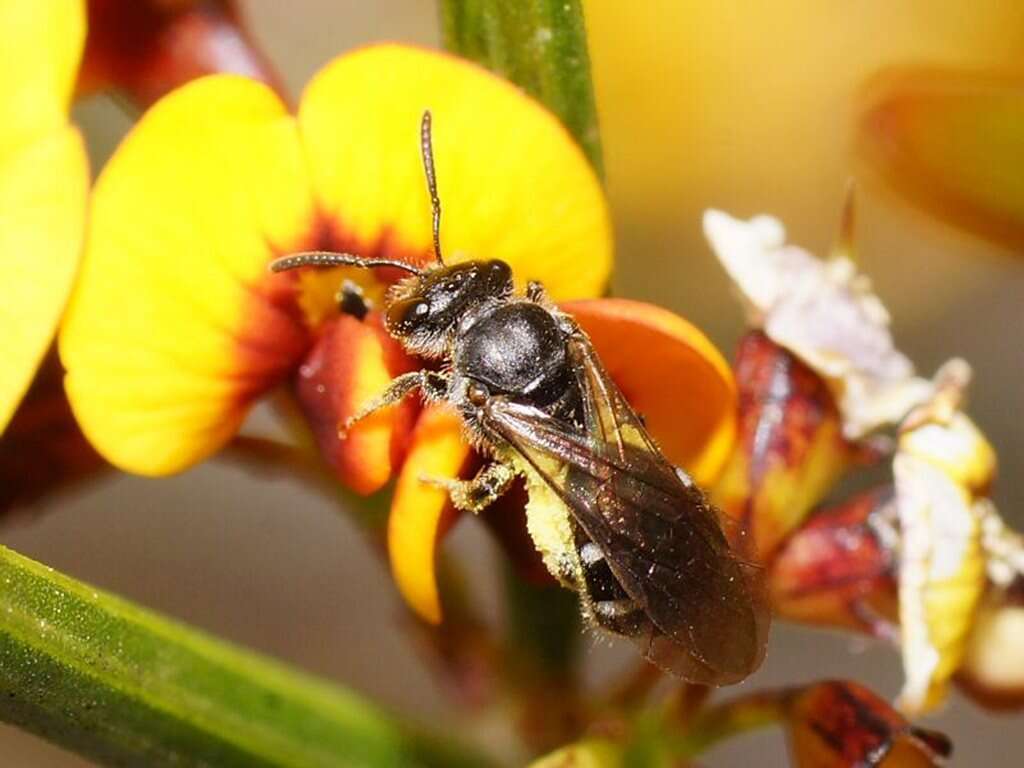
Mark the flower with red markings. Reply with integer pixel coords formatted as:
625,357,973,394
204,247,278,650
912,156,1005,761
60,44,743,626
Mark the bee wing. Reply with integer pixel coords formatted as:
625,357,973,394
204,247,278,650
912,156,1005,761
483,394,769,685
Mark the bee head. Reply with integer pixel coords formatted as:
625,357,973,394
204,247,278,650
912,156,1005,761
385,259,513,356
269,113,511,357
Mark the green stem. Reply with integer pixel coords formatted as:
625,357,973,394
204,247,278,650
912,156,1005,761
675,690,788,757
440,0,605,744
0,544,494,767
440,0,604,176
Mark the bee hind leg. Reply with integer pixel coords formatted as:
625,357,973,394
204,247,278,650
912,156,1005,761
420,461,516,513
341,370,448,436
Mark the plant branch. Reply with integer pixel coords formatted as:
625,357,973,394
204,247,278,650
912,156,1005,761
440,0,604,175
0,544,494,767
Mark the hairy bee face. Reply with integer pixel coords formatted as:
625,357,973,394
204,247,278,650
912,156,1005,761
385,259,513,357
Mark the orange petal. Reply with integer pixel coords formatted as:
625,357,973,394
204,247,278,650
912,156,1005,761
564,298,736,485
0,2,88,433
786,681,950,768
79,0,285,108
298,44,612,299
858,68,1024,251
60,76,316,474
293,313,418,495
388,404,472,624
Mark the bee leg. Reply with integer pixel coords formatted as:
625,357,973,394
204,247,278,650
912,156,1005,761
420,461,516,513
341,370,449,435
526,280,549,303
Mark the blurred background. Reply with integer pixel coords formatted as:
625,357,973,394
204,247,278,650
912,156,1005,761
3,1,1023,764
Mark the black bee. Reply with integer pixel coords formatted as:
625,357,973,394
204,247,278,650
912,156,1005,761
270,112,769,684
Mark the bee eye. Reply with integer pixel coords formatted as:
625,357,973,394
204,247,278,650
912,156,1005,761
386,297,431,332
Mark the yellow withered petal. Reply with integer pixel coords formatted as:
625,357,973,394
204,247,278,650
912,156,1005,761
388,404,471,624
61,76,315,474
298,44,612,299
566,298,737,485
0,1,88,433
858,69,1024,251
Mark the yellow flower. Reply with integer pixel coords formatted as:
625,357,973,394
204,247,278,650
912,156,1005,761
59,43,738,623
0,1,89,434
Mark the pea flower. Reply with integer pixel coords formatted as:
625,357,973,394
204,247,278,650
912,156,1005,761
60,44,739,625
79,0,281,108
858,67,1024,252
1,0,281,514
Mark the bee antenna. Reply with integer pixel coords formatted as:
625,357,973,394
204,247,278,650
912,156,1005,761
420,110,445,266
269,251,423,276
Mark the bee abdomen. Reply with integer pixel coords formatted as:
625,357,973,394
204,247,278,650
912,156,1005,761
573,523,646,637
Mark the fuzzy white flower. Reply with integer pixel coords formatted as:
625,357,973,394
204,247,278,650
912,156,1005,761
703,209,932,438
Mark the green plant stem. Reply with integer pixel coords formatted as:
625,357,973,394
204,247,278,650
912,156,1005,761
0,544,494,767
440,0,603,176
441,0,604,748
675,690,788,757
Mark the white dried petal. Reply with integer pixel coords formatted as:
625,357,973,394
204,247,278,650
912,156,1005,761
704,209,932,438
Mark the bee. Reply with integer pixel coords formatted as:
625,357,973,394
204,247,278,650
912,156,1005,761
270,111,769,684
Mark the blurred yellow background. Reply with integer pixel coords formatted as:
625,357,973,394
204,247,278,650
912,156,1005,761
3,2,1023,765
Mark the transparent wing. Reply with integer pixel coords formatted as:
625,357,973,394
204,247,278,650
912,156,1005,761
483,390,768,685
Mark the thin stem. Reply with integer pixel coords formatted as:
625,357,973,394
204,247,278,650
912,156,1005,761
675,689,789,757
440,0,604,176
0,544,495,767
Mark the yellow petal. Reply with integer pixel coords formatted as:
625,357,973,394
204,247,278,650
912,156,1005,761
858,68,1024,250
60,76,316,474
0,1,84,158
0,1,88,432
387,404,471,624
894,453,987,714
298,44,611,300
565,298,736,485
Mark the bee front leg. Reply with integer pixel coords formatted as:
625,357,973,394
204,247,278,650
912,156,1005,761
342,370,449,435
421,461,516,513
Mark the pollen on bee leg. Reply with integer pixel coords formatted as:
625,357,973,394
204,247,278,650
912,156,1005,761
595,599,635,618
580,542,604,565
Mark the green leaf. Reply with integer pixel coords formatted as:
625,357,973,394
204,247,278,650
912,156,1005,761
440,0,604,175
0,544,494,767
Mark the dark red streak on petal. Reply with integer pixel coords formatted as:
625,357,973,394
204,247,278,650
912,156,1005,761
734,331,840,486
